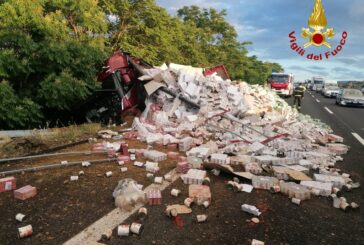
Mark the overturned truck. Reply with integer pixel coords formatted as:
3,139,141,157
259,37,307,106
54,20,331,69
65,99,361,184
79,51,229,124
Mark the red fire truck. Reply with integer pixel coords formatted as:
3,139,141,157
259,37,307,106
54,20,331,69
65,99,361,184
267,73,294,97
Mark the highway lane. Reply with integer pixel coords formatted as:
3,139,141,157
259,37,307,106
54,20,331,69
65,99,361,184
310,91,364,136
285,91,364,186
286,90,364,145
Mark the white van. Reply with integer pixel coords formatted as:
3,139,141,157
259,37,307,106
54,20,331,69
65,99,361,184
322,80,340,97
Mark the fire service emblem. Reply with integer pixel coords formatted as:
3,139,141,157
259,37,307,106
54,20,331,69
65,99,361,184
288,0,347,60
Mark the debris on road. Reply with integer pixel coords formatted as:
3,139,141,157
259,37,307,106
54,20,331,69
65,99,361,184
252,176,279,190
147,188,162,205
113,179,146,211
350,202,360,210
81,161,91,167
154,176,163,184
176,161,190,174
291,198,301,205
70,176,79,181
165,206,178,218
130,222,143,235
1,58,361,243
117,224,130,237
184,197,194,208
15,213,26,222
251,239,265,245
170,188,181,197
98,130,118,139
0,176,16,192
251,217,260,224
14,185,37,200
202,200,210,208
241,204,261,216
134,161,144,167
171,204,192,215
196,214,208,223
137,207,148,221
101,229,113,240
146,173,154,181
18,224,33,238
145,161,160,173
189,184,211,205
181,169,207,185
202,177,211,186
96,58,360,238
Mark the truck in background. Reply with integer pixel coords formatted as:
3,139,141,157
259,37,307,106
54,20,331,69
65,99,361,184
267,73,294,97
311,76,325,92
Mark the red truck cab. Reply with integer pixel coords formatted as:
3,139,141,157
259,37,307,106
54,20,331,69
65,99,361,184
267,73,294,97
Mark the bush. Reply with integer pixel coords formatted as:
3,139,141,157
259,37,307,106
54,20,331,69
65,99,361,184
0,81,42,129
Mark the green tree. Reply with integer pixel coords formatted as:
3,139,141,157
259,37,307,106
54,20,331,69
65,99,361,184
100,0,207,65
0,0,108,129
177,6,250,80
0,81,42,129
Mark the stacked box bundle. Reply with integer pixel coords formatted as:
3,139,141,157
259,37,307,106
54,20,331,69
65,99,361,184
181,169,207,185
14,185,37,200
145,161,160,173
280,182,311,200
210,153,229,165
179,137,194,152
229,156,244,165
119,143,129,156
147,189,162,205
0,177,16,193
92,143,105,152
189,184,211,204
144,150,167,162
252,176,279,190
327,144,349,155
176,161,190,174
245,162,263,175
300,181,333,196
271,157,299,166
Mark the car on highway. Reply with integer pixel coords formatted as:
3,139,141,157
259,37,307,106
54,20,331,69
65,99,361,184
336,89,364,107
322,84,340,98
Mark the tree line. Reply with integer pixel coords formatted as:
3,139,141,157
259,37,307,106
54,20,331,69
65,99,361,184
0,0,283,129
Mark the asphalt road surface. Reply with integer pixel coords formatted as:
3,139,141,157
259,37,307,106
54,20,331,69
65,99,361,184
285,91,364,179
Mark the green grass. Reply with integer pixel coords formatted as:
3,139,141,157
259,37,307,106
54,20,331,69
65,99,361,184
0,123,103,158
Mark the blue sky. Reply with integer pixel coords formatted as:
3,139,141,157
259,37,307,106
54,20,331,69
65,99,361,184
156,0,364,82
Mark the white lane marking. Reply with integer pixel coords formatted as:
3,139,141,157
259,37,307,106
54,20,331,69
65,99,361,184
352,133,364,146
312,95,315,98
324,107,333,114
64,169,180,245
316,99,320,103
